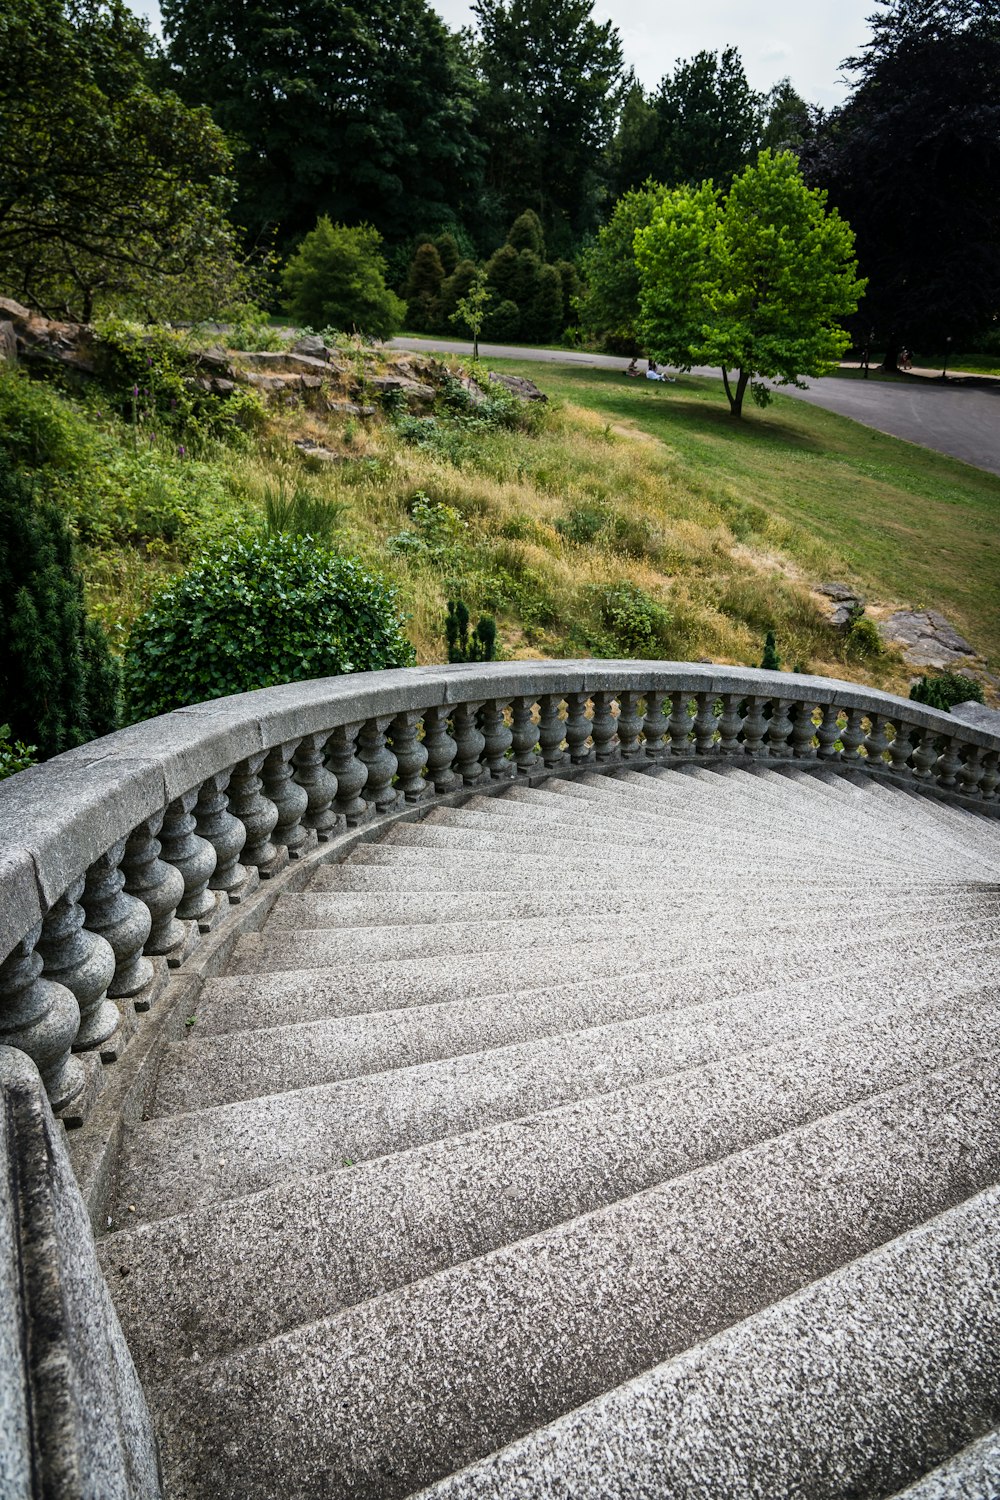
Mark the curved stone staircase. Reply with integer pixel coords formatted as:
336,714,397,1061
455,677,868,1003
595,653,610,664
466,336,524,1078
95,761,1000,1500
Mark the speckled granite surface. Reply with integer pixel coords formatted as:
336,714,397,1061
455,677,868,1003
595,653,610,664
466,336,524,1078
99,767,1000,1500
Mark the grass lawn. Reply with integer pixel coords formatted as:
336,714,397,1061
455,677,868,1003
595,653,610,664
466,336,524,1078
491,359,1000,670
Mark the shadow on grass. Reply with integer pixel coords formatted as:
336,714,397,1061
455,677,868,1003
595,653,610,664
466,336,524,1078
569,378,828,455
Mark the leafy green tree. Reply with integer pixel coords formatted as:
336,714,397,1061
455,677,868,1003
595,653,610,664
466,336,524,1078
761,78,816,153
0,452,120,757
654,48,765,188
802,0,1000,365
162,0,484,252
404,242,446,331
636,152,865,416
578,182,666,352
123,533,415,720
449,266,493,358
280,219,405,337
0,0,250,322
472,0,624,250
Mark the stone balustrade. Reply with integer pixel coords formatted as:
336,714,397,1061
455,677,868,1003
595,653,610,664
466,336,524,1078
1,660,998,1122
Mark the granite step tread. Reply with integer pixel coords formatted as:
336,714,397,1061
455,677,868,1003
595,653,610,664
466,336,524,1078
190,910,1000,1038
413,1182,1000,1500
150,944,1000,1114
226,894,1000,975
104,993,1000,1382
142,1058,1000,1500
890,1426,1000,1498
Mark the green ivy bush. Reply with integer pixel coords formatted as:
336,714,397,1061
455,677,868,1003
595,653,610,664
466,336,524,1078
590,582,674,657
0,726,37,780
123,533,415,719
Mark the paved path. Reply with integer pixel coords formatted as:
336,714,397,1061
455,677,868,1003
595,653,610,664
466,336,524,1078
390,336,1000,478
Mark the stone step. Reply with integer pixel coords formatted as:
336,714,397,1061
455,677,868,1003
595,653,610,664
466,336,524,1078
227,892,1000,975
151,942,1000,1114
191,910,1000,1038
120,963,1000,1221
890,1427,1000,1498
104,991,1000,1380
141,1059,1000,1500
413,1182,1000,1500
270,879,980,931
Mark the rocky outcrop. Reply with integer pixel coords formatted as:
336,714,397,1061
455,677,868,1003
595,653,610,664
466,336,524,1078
878,609,978,669
489,370,548,402
0,297,97,375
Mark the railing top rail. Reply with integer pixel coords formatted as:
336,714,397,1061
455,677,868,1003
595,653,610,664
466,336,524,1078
1,660,997,942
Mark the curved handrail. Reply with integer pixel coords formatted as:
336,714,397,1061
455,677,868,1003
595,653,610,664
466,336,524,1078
1,660,997,1117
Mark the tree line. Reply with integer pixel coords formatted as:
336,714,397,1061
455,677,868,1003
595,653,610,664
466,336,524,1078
1,0,998,361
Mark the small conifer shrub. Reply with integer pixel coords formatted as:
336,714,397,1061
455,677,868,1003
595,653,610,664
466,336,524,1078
0,452,120,758
760,630,781,671
909,672,985,713
446,599,497,663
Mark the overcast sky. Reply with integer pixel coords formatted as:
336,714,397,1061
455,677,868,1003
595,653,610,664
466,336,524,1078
130,1,875,110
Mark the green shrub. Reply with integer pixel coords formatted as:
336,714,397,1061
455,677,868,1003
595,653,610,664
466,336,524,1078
0,452,120,756
123,533,414,719
845,612,884,660
909,671,985,712
0,726,37,780
280,219,406,338
594,582,673,656
0,368,95,470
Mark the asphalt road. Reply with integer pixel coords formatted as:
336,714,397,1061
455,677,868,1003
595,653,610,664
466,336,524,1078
389,336,1000,478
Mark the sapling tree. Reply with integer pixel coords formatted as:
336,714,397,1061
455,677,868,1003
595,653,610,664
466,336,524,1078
449,267,493,358
636,151,866,416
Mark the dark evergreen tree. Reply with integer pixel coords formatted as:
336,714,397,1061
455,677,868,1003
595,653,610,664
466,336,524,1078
433,232,461,277
446,599,497,663
802,0,1000,363
761,78,816,153
161,0,485,251
760,630,781,671
523,263,564,342
554,259,582,331
472,0,624,251
605,71,661,201
404,242,447,330
0,453,120,758
439,257,481,324
507,209,546,257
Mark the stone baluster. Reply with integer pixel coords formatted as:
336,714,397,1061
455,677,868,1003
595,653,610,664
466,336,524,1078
617,692,644,761
36,880,118,1058
388,711,429,802
887,719,913,779
816,703,842,762
959,743,984,800
510,698,541,776
196,770,256,903
791,701,817,759
0,926,83,1112
910,728,938,782
293,733,341,839
693,693,717,756
122,814,188,962
479,700,515,779
767,697,794,758
667,692,692,756
263,740,315,856
451,703,486,785
228,753,285,875
979,749,1000,803
357,717,401,812
536,695,566,769
82,839,154,1008
840,707,866,762
422,707,460,793
563,693,592,766
160,791,220,927
643,692,670,760
934,734,962,792
741,697,768,760
864,713,890,767
326,724,371,823
715,694,741,757
590,693,619,763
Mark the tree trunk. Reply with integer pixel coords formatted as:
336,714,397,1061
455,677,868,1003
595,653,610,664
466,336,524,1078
722,367,751,417
881,339,900,373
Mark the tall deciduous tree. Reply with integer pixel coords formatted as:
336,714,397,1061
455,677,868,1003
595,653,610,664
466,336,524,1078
161,0,484,251
636,152,865,416
0,0,248,322
578,182,667,352
654,47,766,187
802,0,1000,364
472,0,624,252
